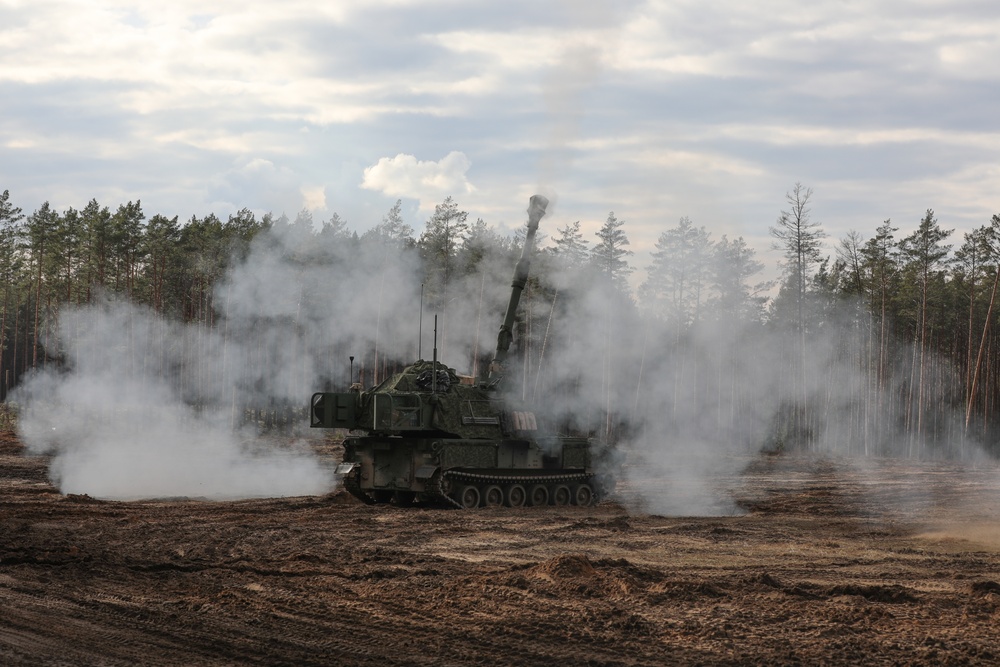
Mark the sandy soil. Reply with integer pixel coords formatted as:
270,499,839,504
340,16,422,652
3,430,1000,666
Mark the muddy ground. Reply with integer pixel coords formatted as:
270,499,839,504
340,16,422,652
3,431,1000,666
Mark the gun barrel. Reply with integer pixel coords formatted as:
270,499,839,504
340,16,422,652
488,195,549,380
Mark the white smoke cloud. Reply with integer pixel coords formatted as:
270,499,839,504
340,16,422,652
12,219,422,501
15,299,332,500
508,249,991,516
360,152,476,209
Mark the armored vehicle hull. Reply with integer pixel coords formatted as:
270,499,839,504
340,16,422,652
335,435,597,508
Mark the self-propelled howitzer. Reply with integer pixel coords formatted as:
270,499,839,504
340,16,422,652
309,195,605,508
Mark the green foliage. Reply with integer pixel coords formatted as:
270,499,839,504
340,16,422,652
0,190,26,291
591,212,633,292
768,183,825,331
550,220,589,269
640,217,712,326
362,199,414,251
460,217,509,274
712,235,771,323
419,196,469,307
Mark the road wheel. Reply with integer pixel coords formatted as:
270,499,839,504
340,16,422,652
552,485,571,506
458,485,481,509
573,484,594,507
483,485,504,508
505,484,526,508
528,484,549,507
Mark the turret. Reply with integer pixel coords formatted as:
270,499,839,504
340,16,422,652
488,194,549,382
310,195,551,436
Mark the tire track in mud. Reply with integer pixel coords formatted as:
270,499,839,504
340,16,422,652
2,547,681,666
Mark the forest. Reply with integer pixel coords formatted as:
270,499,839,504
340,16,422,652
2,185,1000,460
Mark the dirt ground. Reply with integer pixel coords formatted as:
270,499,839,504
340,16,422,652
3,431,1000,666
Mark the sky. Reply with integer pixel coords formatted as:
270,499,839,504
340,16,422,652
2,0,999,281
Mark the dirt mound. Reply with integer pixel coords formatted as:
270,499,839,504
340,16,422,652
647,580,728,603
757,572,783,588
62,493,103,504
528,554,598,581
323,489,360,505
968,580,1000,597
824,583,919,604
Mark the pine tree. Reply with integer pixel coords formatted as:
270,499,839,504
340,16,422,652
80,199,113,298
110,201,145,297
419,196,469,304
769,183,825,336
0,191,25,395
768,183,825,450
363,199,414,250
225,208,262,263
711,235,770,324
321,212,349,238
900,209,952,453
550,220,589,269
591,212,633,293
24,202,60,368
640,217,711,326
142,214,182,314
459,218,505,274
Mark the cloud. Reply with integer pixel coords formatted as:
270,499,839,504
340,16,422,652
206,156,303,216
1,0,999,269
300,184,327,212
360,151,476,208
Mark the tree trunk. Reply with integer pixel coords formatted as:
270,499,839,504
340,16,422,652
32,235,44,369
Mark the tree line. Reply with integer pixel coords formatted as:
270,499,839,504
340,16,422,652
2,185,1000,456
